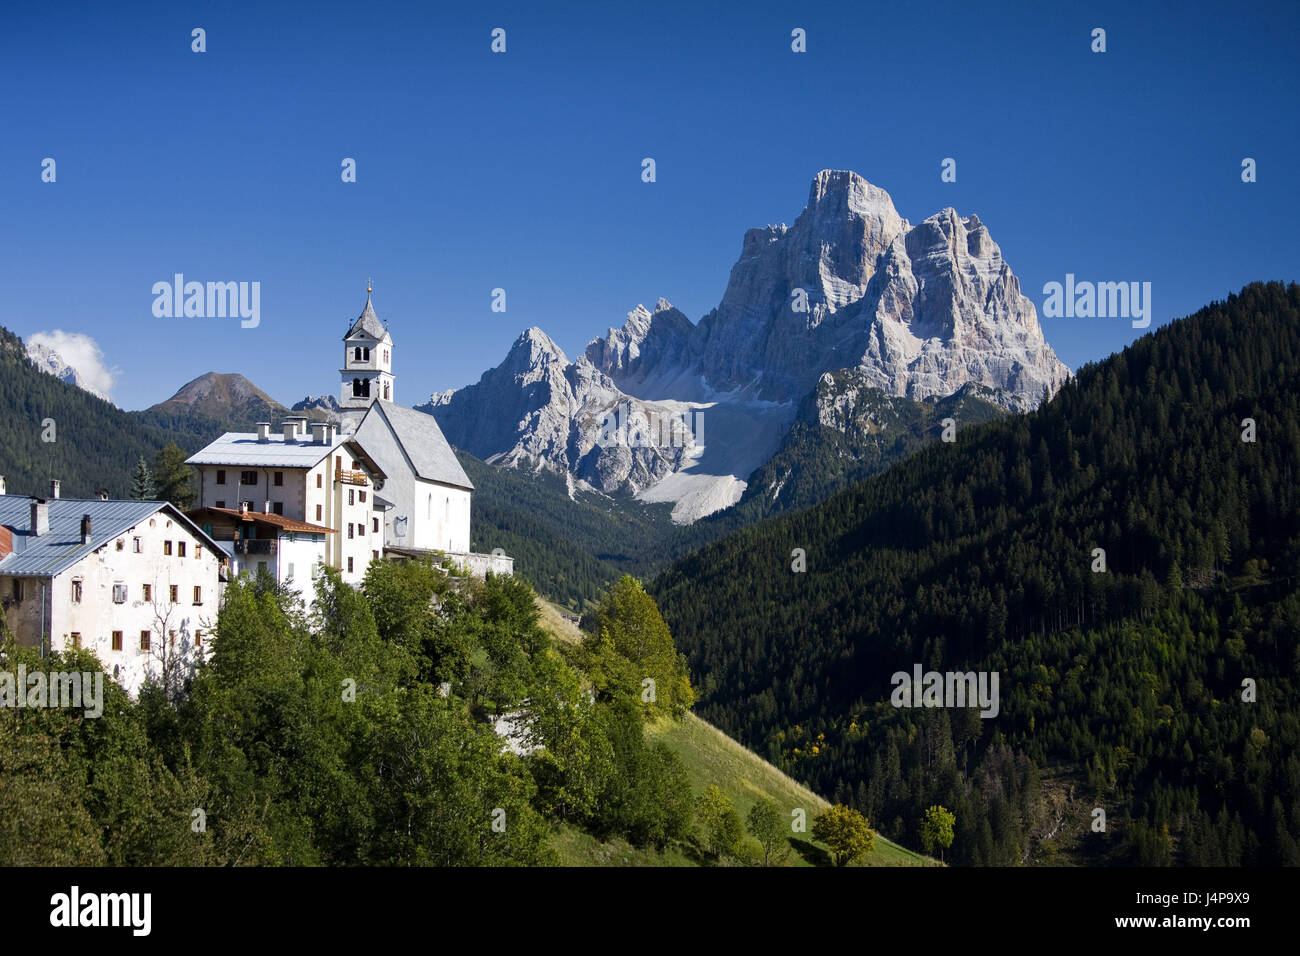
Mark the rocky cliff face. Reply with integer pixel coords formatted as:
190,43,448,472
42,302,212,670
425,170,1071,522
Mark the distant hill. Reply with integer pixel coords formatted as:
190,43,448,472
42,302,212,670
141,372,285,427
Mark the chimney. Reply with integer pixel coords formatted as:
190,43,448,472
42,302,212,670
50,479,60,499
30,498,49,537
256,422,271,443
81,513,92,544
282,421,297,442
264,500,272,514
95,488,109,501
0,475,6,496
239,501,249,515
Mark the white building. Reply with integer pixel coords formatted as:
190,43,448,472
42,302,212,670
186,419,387,590
188,505,333,609
0,484,226,696
350,400,473,554
334,291,508,573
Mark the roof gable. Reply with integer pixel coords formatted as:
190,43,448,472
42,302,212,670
367,400,473,490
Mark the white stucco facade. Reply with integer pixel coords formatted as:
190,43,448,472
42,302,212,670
0,499,223,697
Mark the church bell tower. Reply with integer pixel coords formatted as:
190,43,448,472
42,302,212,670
340,280,395,418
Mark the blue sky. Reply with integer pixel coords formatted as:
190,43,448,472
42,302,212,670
2,0,1297,410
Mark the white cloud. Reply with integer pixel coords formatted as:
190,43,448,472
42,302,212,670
27,330,119,401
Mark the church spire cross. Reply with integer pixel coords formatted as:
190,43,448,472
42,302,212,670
367,276,373,294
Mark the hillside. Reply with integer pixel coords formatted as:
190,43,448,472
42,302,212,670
654,281,1300,866
533,597,931,866
0,325,182,497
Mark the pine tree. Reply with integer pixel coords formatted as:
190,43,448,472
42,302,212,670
152,442,195,509
129,456,156,500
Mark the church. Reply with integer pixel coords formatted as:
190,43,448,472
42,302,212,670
335,289,478,559
186,286,510,595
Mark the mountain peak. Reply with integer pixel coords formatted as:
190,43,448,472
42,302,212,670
509,327,568,367
148,371,283,419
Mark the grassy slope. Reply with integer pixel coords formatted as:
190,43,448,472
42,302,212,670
535,598,934,867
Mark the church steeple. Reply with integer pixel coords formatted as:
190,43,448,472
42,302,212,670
340,285,395,412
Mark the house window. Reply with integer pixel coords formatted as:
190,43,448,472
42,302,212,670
272,502,284,515
71,579,83,603
359,491,366,503
241,471,258,486
215,500,225,509
111,631,123,651
164,540,173,556
216,470,227,485
427,494,432,519
363,347,370,361
193,586,202,605
11,580,22,602
354,346,362,361
348,489,355,506
195,630,202,647
169,631,176,650
112,584,127,604
316,474,322,489
373,550,379,561
116,539,125,551
372,517,379,533
347,557,354,573
384,382,390,400
169,585,179,603
315,504,323,521
178,541,187,557
133,537,142,552
348,523,354,539
142,584,152,602
140,630,151,650
335,456,342,474
70,632,81,649
445,497,450,521
274,471,283,487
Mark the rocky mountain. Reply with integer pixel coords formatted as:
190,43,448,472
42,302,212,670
426,170,1071,523
291,393,343,420
25,340,110,402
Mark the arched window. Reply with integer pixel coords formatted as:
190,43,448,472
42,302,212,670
363,347,370,361
354,346,362,361
427,494,432,520
383,382,390,400
445,497,450,521
361,378,371,397
352,378,362,397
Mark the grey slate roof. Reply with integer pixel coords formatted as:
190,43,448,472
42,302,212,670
345,295,389,342
372,400,473,490
0,496,224,578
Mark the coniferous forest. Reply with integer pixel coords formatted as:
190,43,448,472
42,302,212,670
654,282,1300,865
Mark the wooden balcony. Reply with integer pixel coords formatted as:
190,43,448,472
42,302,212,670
339,469,369,486
234,539,277,555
